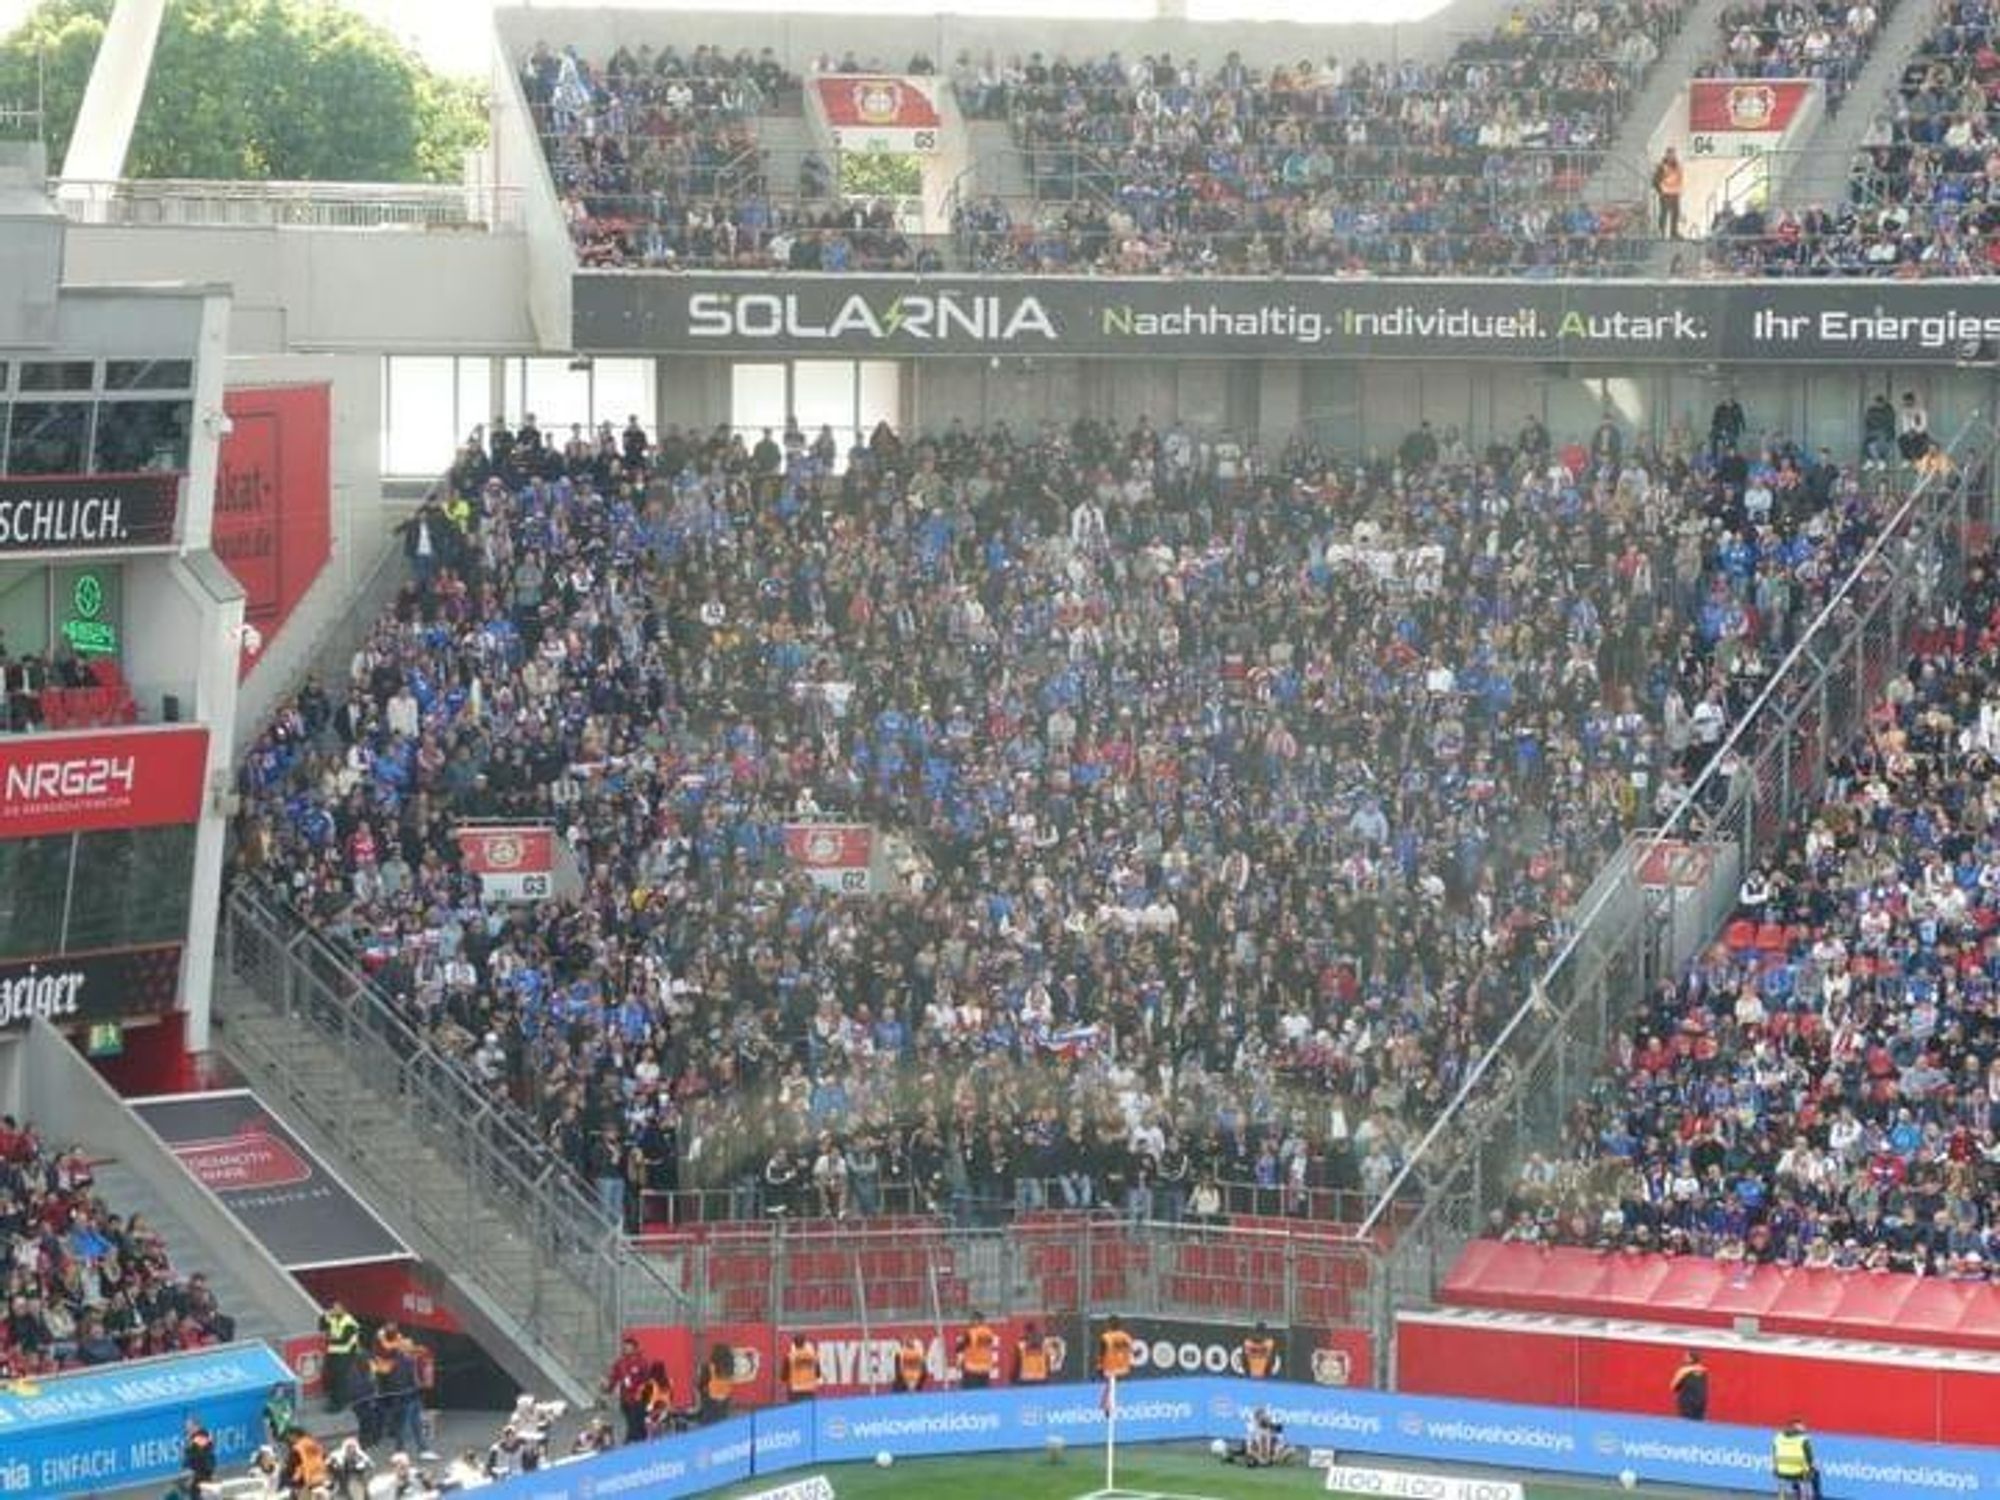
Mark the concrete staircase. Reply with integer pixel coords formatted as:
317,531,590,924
963,119,1034,208
210,951,687,1408
1583,0,1736,212
757,111,826,205
1780,0,1936,211
90,1159,291,1352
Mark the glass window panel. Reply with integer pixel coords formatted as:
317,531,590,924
729,363,788,447
0,565,50,662
522,358,591,435
455,357,493,448
503,359,524,426
0,362,9,391
6,402,92,475
0,837,71,960
18,361,94,393
590,358,655,436
383,356,456,477
64,825,193,954
792,361,858,457
92,399,190,472
104,359,194,392
858,361,901,440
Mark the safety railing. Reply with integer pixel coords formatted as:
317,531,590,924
51,178,524,231
217,880,689,1393
638,1180,1382,1234
1361,418,2000,1340
632,1216,1383,1363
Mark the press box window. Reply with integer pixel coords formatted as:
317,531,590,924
0,824,195,961
103,360,194,392
93,400,191,473
5,402,92,475
17,361,94,393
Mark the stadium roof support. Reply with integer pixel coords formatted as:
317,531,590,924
60,0,166,183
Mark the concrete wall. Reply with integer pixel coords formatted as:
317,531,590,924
662,352,2000,462
493,1,1525,76
61,225,539,356
20,1019,319,1337
491,36,580,351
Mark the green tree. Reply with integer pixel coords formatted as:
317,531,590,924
0,0,487,182
839,148,922,200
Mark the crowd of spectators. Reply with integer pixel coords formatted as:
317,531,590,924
1506,511,2000,1278
954,7,1689,276
1701,0,1891,112
0,1114,234,1375
234,401,1906,1232
1709,0,2000,275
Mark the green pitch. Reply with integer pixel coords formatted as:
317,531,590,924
710,1444,1651,1498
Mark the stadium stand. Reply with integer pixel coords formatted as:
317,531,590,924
952,9,1691,276
234,406,1917,1235
1709,0,2000,274
1700,0,1893,113
0,1114,234,1374
1502,520,2000,1277
522,39,943,271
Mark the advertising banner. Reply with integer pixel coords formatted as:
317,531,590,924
1088,1313,1282,1379
0,1342,292,1498
0,472,181,556
782,824,875,894
814,75,941,153
0,726,207,839
130,1089,411,1271
483,1374,2000,1500
0,942,183,1031
1688,79,1815,145
1291,1325,1374,1390
216,385,333,680
457,824,559,903
576,272,2000,365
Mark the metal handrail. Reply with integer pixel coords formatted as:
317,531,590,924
51,178,524,230
1360,419,1997,1255
218,879,691,1389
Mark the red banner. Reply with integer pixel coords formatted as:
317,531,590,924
815,76,939,131
217,385,332,680
0,726,207,838
783,823,875,892
296,1261,465,1338
280,1332,328,1397
456,824,558,902
1397,1312,2000,1447
457,825,555,875
1688,79,1814,133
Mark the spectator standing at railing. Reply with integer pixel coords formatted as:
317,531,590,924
1654,147,1684,239
605,1334,649,1444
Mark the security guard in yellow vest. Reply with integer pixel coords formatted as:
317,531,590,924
893,1336,928,1393
1772,1418,1820,1499
319,1300,362,1412
1241,1322,1278,1379
1015,1325,1052,1385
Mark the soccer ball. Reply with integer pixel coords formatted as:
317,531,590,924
1211,1438,1229,1457
875,1451,894,1468
1619,1469,1639,1491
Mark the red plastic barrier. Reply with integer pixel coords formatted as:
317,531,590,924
1441,1242,2000,1351
1398,1312,2000,1446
